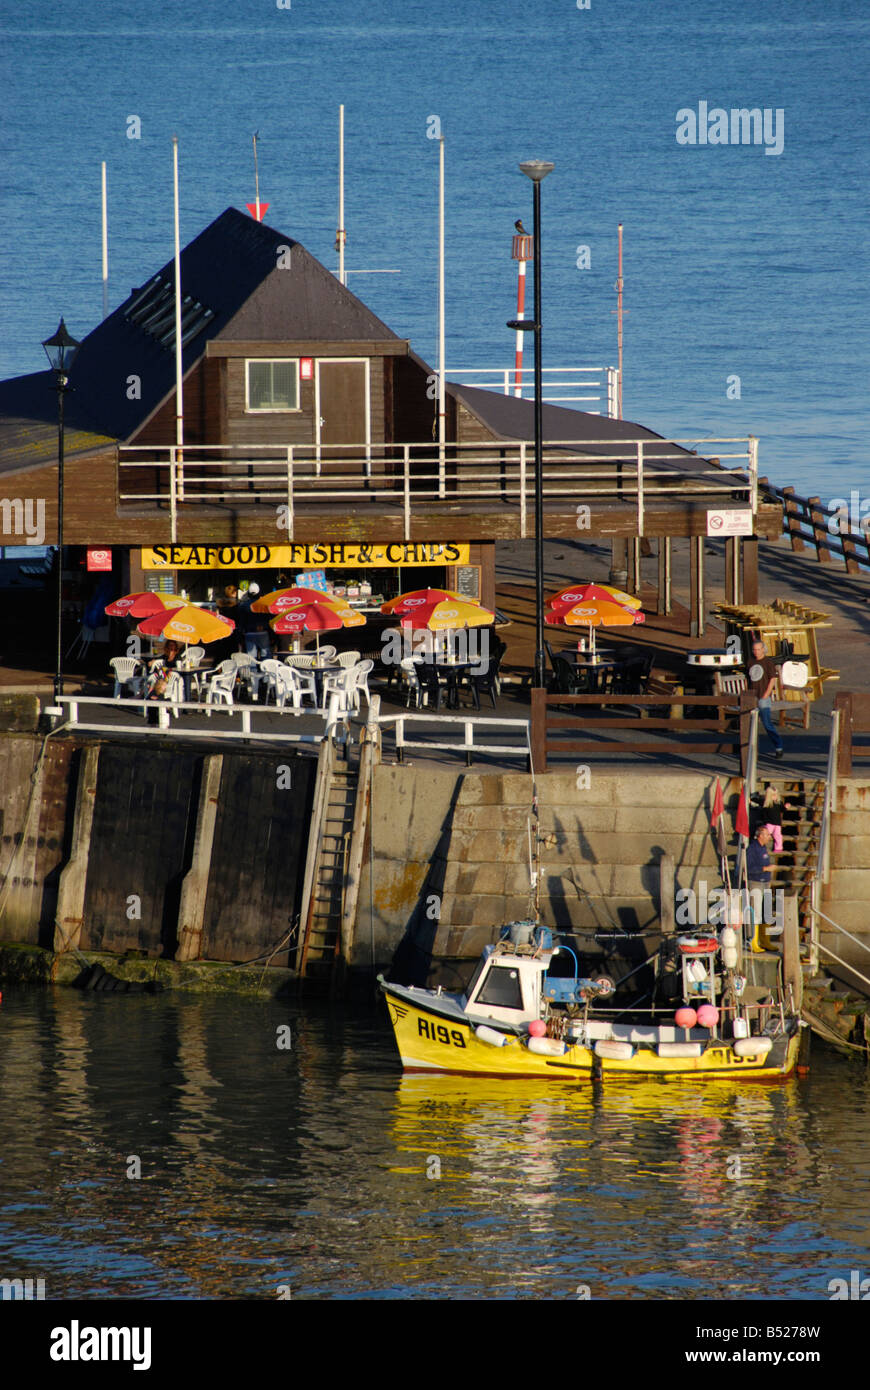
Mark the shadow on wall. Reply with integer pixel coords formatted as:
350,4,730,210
388,775,467,989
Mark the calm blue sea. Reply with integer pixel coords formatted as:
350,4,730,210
0,0,867,501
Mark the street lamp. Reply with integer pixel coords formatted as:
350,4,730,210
512,159,553,689
42,318,81,704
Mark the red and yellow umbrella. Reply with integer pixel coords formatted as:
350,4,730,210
137,603,236,645
382,596,492,632
546,583,642,614
544,590,644,658
271,599,366,654
251,586,345,614
381,587,481,616
105,591,186,619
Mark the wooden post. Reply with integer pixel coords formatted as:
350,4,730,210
54,744,100,955
724,536,739,604
781,895,802,1010
656,536,672,615
841,524,860,574
742,536,759,605
808,496,831,562
781,486,805,552
531,687,548,774
834,691,852,778
689,535,705,637
176,754,223,961
739,692,754,776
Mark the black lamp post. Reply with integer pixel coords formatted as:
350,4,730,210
509,159,553,689
42,319,81,704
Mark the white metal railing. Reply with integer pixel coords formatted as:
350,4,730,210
808,708,841,973
373,712,532,766
447,365,619,415
118,435,757,544
53,694,331,745
807,905,870,995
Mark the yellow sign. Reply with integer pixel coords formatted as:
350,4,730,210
141,543,470,570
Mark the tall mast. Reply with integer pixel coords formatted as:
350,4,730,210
616,222,624,418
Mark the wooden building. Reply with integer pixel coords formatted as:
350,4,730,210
0,206,781,639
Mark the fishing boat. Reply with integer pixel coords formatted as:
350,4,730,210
379,918,801,1080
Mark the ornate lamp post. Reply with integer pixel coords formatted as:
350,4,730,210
509,159,553,689
42,319,81,704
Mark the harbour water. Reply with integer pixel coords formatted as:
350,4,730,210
0,0,867,499
1,985,868,1300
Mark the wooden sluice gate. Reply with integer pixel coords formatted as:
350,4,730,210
0,731,318,983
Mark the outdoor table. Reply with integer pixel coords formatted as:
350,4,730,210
293,656,339,707
419,659,473,710
175,659,213,702
563,648,616,667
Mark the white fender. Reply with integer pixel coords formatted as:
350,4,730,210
527,1035,567,1057
474,1024,511,1048
733,1036,773,1059
594,1039,634,1060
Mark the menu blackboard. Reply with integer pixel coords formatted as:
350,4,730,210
454,565,481,600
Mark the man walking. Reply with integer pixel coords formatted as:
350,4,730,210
748,639,783,759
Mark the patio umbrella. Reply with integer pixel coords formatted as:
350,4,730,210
381,587,481,616
544,594,644,658
389,597,496,664
546,582,642,613
271,599,365,655
251,586,346,614
105,591,186,619
137,603,236,646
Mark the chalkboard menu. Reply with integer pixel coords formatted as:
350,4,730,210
454,565,481,600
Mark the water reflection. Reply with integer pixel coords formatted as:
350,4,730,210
0,988,867,1299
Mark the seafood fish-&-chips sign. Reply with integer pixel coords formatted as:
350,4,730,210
141,543,470,569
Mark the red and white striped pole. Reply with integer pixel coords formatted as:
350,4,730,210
512,233,532,397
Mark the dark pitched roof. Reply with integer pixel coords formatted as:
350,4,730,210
0,372,116,479
448,383,716,472
0,207,404,466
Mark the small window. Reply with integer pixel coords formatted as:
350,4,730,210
246,359,299,412
475,965,524,1010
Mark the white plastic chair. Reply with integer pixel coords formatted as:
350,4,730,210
274,665,318,715
350,659,374,712
197,658,235,701
316,645,337,662
400,657,428,709
256,658,283,706
164,671,185,719
109,657,144,699
336,651,361,669
204,671,235,716
283,654,316,669
320,666,356,714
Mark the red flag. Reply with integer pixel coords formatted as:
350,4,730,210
246,202,270,221
735,786,750,839
711,779,724,825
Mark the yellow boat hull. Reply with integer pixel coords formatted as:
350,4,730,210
383,987,800,1082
